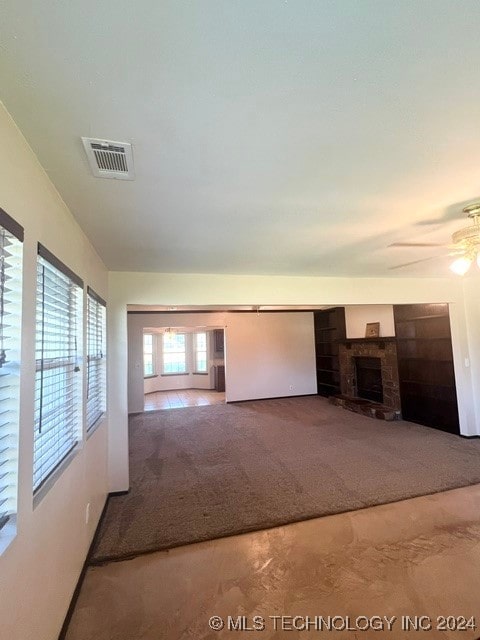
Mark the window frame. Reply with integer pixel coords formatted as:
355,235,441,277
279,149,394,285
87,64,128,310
143,333,155,378
193,331,208,374
161,332,188,375
33,243,83,499
86,287,106,434
0,209,23,547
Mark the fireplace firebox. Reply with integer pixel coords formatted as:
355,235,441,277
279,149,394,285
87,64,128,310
355,356,383,403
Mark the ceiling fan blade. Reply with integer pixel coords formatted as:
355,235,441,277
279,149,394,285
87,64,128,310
389,254,449,270
415,199,476,226
388,242,447,248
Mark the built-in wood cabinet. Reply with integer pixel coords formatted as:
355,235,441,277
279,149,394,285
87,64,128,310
214,329,224,353
214,364,225,392
314,307,346,397
393,303,459,434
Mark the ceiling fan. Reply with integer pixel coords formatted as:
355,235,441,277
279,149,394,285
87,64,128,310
389,202,480,275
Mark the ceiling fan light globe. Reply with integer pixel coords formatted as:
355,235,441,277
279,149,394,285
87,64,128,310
449,256,472,275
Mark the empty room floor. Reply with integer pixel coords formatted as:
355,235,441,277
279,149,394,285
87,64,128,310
66,484,480,640
65,397,480,639
144,388,225,410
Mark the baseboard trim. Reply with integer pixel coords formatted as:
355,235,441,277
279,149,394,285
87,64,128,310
57,489,130,640
227,393,318,404
144,386,215,395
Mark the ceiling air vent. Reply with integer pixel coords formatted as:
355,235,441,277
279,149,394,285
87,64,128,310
81,137,134,180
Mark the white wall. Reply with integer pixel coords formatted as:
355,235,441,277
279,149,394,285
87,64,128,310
225,312,316,402
0,103,109,640
345,304,395,338
109,271,480,490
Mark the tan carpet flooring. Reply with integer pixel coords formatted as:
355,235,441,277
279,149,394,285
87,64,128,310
90,396,480,563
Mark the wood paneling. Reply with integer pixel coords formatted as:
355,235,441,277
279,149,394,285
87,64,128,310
393,303,459,434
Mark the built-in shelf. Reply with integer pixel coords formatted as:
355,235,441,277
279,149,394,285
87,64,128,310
404,314,449,321
342,337,396,344
314,307,346,397
396,337,451,342
401,380,453,388
393,303,459,435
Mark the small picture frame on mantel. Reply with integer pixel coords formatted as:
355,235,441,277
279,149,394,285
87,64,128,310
365,322,380,338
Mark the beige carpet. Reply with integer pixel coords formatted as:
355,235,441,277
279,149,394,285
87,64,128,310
90,396,480,564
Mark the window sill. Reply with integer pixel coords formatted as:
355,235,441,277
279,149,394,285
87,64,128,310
0,518,16,556
144,374,158,379
193,372,208,375
161,372,189,377
86,412,107,439
33,445,80,509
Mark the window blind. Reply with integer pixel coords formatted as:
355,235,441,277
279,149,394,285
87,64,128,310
0,210,23,532
86,287,106,431
34,245,83,493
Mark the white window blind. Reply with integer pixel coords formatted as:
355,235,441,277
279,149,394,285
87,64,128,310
0,210,23,533
34,245,83,494
86,287,106,431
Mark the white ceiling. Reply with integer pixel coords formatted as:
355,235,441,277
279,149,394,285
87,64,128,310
1,1,480,277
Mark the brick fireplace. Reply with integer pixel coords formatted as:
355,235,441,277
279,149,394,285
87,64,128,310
332,337,401,420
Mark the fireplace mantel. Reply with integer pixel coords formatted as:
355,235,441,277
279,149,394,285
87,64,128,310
341,337,396,349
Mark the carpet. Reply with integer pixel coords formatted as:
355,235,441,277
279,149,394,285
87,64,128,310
90,396,480,564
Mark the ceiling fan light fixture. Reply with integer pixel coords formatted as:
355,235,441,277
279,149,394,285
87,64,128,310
463,202,480,217
449,256,472,276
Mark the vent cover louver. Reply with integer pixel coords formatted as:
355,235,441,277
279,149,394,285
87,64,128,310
81,137,134,180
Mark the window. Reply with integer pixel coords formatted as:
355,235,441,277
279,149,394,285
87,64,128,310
0,210,23,534
86,287,106,432
143,334,155,376
194,332,207,373
34,244,83,494
162,332,186,374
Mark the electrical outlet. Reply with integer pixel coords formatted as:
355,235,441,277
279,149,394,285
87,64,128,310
85,502,90,524
289,384,294,391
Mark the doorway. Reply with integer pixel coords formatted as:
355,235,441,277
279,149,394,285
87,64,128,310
142,325,226,412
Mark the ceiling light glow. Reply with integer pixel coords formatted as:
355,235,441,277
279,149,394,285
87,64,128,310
449,256,473,276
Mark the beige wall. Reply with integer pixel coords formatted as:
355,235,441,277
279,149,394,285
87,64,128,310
225,312,316,402
0,103,109,640
345,304,395,338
